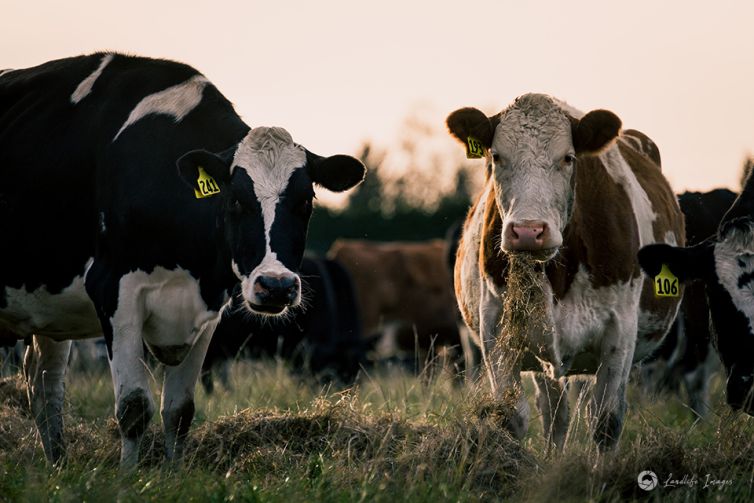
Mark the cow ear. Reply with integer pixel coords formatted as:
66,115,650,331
638,242,710,283
446,107,498,154
719,179,754,239
571,109,622,154
306,151,366,192
177,149,232,194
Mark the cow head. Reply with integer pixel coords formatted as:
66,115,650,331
178,127,365,315
447,94,621,261
639,185,754,415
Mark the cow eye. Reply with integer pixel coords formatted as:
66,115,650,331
492,152,500,162
564,154,576,165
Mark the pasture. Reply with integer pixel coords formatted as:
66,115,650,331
1,356,753,502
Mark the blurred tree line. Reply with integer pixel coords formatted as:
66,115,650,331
306,143,474,254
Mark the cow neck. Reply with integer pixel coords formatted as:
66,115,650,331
617,141,685,247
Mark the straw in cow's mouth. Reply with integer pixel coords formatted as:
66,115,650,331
496,253,553,368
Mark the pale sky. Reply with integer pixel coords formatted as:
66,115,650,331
2,0,753,194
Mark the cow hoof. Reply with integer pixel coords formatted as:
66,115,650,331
116,389,154,439
48,445,68,468
594,411,623,450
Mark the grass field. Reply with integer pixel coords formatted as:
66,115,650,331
1,356,753,502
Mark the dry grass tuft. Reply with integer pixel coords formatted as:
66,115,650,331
144,391,533,496
500,253,552,357
0,376,34,459
0,374,27,411
0,372,534,499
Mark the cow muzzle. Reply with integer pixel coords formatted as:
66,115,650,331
247,273,301,315
502,220,561,258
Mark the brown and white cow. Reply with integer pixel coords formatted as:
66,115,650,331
448,94,683,449
328,239,460,365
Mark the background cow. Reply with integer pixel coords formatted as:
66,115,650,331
640,173,754,415
201,256,365,393
641,189,736,417
448,94,683,449
328,239,461,371
0,53,364,467
68,338,110,374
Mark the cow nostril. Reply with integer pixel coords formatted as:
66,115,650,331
279,278,298,297
256,276,272,291
254,275,298,305
254,279,270,296
286,286,298,301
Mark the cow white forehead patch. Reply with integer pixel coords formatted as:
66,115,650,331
232,127,306,199
71,53,114,104
500,94,573,127
113,74,209,141
494,94,573,157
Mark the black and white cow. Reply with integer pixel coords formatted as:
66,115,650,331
201,255,365,393
640,177,754,415
0,53,365,467
642,189,736,416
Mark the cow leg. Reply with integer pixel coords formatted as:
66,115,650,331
591,314,636,450
200,358,230,395
88,262,157,469
478,287,529,438
24,335,72,465
682,353,714,418
109,326,156,469
161,321,215,464
216,359,231,390
459,323,482,384
199,367,215,395
532,373,569,450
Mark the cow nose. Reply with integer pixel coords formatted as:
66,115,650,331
505,221,549,250
253,275,299,306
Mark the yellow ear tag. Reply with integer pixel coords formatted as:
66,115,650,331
654,264,680,297
194,166,221,199
466,136,485,159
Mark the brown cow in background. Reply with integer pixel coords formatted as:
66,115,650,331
328,239,460,369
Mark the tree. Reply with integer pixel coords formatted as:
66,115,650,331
306,106,484,255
